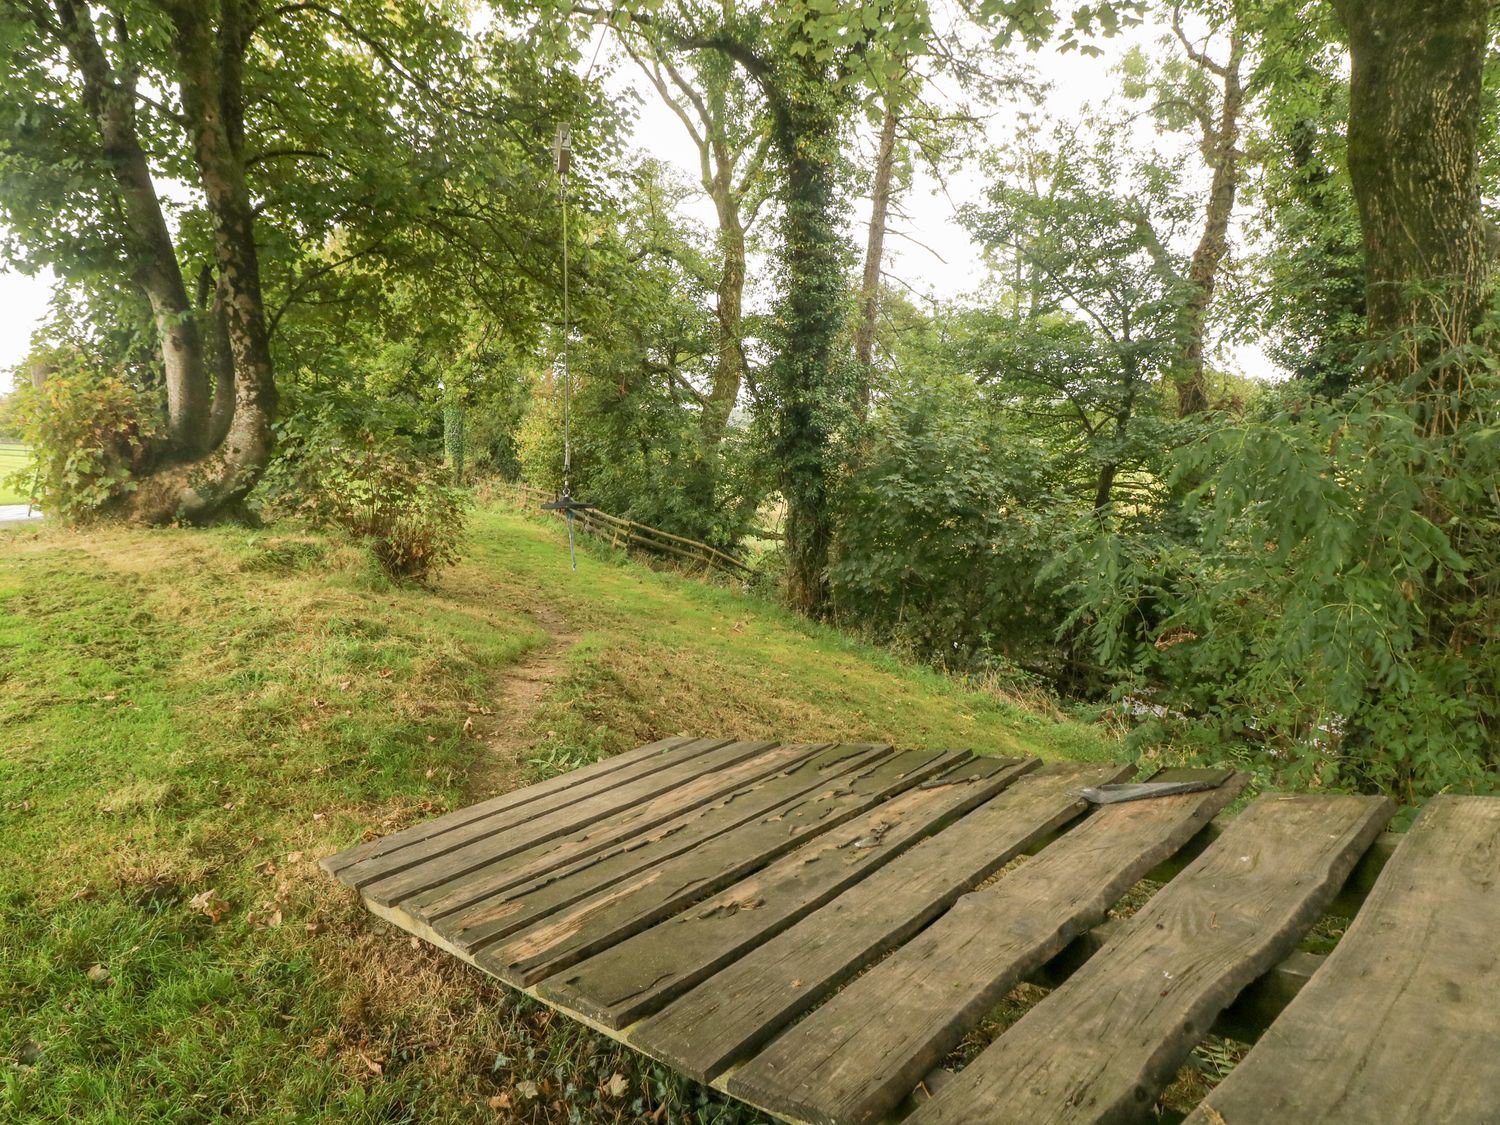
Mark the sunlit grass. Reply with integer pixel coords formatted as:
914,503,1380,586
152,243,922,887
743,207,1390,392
0,442,30,505
0,504,1114,1123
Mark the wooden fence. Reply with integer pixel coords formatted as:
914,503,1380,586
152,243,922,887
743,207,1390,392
508,481,754,579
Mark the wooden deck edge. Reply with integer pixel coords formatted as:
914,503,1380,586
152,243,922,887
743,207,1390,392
356,889,828,1123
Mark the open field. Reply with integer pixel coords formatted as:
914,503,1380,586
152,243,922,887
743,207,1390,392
0,504,1112,1124
0,442,30,505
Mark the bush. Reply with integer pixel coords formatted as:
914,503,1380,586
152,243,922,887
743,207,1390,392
0,391,24,442
2,353,160,522
311,434,470,582
829,379,1076,681
1069,375,1500,802
256,396,468,583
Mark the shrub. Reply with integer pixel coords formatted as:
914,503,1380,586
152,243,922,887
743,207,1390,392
1067,374,1500,803
251,386,466,581
312,435,470,582
829,379,1075,681
260,412,469,583
2,353,160,522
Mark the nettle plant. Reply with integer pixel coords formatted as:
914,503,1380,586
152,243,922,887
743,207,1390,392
312,435,471,583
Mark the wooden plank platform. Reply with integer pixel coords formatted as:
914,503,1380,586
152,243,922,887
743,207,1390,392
322,736,1500,1125
1185,795,1500,1124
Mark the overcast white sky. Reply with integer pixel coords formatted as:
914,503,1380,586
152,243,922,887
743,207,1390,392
1,12,1267,391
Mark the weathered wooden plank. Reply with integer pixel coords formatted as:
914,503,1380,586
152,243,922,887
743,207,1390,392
539,756,1035,1029
351,739,792,904
402,741,862,920
1186,796,1500,1125
903,793,1393,1125
1148,816,1404,918
724,773,1249,1125
430,743,892,953
631,761,1128,1081
471,748,973,987
1034,919,1326,1044
321,734,709,876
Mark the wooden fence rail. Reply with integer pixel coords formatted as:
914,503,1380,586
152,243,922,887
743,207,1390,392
508,482,754,578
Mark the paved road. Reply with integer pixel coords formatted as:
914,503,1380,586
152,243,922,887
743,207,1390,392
0,504,43,525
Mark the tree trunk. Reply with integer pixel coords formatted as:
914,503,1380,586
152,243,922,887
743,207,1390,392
207,272,237,450
124,0,276,523
1092,461,1118,513
703,192,746,449
1177,27,1244,417
769,92,851,617
53,0,211,453
1333,0,1491,387
853,99,899,405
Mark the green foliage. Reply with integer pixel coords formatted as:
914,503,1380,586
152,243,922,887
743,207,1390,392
0,391,24,442
256,387,467,582
1067,369,1500,802
516,161,763,549
311,435,470,583
1239,2,1366,396
2,350,160,522
830,377,1067,678
962,115,1191,512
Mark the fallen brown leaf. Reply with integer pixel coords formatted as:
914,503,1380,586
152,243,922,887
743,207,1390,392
189,888,231,924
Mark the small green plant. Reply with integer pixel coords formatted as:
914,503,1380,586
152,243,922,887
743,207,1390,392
305,434,470,582
2,354,160,521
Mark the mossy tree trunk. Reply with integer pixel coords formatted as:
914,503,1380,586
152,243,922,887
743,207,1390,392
1333,0,1492,389
764,81,857,617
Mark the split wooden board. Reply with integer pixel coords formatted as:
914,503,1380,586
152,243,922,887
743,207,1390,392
1186,795,1500,1125
324,736,1500,1125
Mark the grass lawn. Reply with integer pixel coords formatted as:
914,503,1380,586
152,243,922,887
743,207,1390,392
0,503,1114,1124
0,443,30,505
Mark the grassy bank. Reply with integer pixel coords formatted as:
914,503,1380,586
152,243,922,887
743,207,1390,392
0,504,1113,1124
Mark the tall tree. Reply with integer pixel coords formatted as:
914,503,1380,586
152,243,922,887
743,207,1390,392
1166,2,1245,415
601,0,932,614
2,0,595,522
853,96,900,382
623,35,770,454
1331,0,1493,389
3,0,281,522
965,120,1188,514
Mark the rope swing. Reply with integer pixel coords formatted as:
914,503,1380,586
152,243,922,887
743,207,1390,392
540,122,593,569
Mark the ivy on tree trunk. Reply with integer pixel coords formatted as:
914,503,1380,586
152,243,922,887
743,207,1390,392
765,80,857,615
